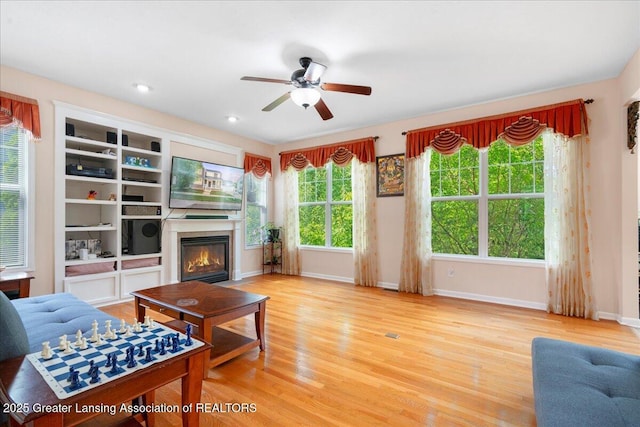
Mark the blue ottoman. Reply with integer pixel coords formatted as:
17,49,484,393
532,337,640,427
11,293,120,353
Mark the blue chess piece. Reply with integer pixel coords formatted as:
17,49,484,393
159,341,166,355
69,370,80,389
89,364,100,384
105,353,112,367
138,344,145,358
185,324,193,347
145,347,153,362
127,354,137,368
110,354,119,374
154,339,160,353
67,366,75,383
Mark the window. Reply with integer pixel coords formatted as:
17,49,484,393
0,126,31,269
430,137,544,260
298,161,352,248
244,173,268,246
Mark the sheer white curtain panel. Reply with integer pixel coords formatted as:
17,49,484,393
399,150,433,295
352,158,378,287
543,131,597,319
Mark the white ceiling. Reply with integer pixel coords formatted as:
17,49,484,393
1,1,639,145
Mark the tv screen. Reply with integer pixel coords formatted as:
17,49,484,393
169,156,244,211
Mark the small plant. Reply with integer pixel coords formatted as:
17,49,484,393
261,222,281,242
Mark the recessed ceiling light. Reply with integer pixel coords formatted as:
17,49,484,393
134,83,151,93
227,116,239,123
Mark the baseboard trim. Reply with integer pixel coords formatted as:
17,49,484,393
433,289,547,311
300,272,353,284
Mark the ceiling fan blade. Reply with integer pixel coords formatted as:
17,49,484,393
304,61,327,82
241,76,292,85
314,98,334,121
262,92,291,111
321,82,372,96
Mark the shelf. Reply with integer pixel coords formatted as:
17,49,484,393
66,147,117,160
121,253,162,261
121,215,162,220
65,225,116,232
122,146,162,157
65,257,117,267
66,175,116,184
66,198,117,205
65,135,113,149
121,165,161,173
56,104,165,305
121,180,161,188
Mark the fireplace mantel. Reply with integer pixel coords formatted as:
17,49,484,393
165,218,242,283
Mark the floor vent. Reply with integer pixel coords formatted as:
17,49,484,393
385,332,400,339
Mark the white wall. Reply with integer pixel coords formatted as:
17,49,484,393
274,49,640,320
0,65,274,296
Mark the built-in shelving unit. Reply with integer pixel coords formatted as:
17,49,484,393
54,103,166,305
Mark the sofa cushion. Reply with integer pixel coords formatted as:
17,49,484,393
0,291,30,361
11,293,120,353
532,337,640,427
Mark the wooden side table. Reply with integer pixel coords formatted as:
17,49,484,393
0,271,34,299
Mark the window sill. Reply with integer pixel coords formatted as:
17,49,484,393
300,245,353,254
432,253,545,268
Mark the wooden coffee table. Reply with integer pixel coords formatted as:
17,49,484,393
131,281,269,375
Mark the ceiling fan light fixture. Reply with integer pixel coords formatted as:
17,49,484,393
290,88,320,109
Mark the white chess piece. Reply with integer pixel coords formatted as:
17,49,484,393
79,337,88,350
134,322,143,333
119,319,127,333
63,341,73,354
90,320,99,342
41,341,52,359
124,326,133,337
104,320,115,340
143,315,150,327
75,329,83,347
59,335,68,350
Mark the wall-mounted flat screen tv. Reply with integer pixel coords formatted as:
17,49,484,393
169,156,244,211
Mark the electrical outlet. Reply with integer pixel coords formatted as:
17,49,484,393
447,267,455,277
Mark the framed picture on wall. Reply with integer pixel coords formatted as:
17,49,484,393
376,153,405,197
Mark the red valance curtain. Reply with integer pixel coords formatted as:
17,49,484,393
405,99,589,157
244,153,272,178
280,137,376,171
0,91,41,140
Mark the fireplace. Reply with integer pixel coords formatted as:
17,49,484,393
180,235,229,283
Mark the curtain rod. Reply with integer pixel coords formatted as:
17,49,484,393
278,136,379,155
400,98,594,135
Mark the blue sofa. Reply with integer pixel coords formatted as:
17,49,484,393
531,337,640,427
0,291,120,359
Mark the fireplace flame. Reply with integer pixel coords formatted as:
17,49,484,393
185,247,222,273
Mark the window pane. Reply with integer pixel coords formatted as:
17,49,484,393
245,174,267,246
299,167,326,203
488,198,544,259
431,146,479,197
431,200,478,255
0,127,26,267
299,204,325,245
331,163,352,202
488,138,544,195
331,204,352,247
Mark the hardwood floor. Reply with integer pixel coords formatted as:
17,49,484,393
90,275,639,427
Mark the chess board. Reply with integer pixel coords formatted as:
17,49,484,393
26,321,204,399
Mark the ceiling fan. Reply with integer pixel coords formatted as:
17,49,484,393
241,57,372,120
